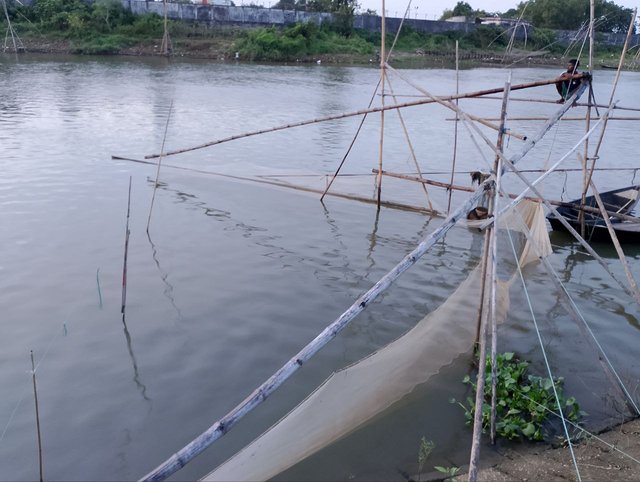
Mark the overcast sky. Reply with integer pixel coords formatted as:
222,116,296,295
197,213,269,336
354,0,640,21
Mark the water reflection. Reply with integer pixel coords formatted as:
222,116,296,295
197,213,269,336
120,314,151,403
146,231,184,323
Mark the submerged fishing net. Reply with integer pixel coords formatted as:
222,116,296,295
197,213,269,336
203,200,551,482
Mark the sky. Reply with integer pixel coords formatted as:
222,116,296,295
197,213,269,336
354,0,640,21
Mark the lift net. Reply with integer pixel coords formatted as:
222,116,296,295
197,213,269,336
203,200,551,482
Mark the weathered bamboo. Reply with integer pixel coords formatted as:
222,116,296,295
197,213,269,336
376,1,386,210
147,101,173,232
143,76,586,159
445,116,640,121
447,40,460,213
138,180,493,482
490,78,511,447
467,237,492,482
121,177,132,315
385,73,434,211
30,351,43,482
589,180,640,299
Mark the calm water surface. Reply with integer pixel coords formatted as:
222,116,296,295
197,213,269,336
1,55,639,481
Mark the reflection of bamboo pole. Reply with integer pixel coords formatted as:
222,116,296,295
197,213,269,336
31,351,43,482
139,179,494,482
147,101,173,232
144,76,584,159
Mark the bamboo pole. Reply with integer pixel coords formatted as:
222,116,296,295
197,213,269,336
589,180,640,298
447,40,460,214
467,240,491,482
376,0,386,210
143,76,586,160
455,112,527,140
138,180,494,482
121,176,132,315
30,351,43,482
385,73,434,211
147,101,173,232
489,78,511,446
445,116,640,121
161,0,171,56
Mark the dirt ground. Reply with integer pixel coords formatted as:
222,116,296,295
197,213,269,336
471,418,640,481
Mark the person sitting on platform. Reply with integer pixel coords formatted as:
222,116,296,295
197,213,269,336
555,59,590,104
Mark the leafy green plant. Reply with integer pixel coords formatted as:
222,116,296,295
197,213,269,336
434,465,460,481
459,352,582,442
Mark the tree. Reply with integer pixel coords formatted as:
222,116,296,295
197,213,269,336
514,0,635,33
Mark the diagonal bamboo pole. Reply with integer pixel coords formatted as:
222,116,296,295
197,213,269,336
138,180,494,482
143,76,586,160
589,180,640,296
147,101,173,232
385,73,434,211
31,351,43,482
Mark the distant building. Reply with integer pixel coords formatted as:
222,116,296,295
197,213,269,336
479,17,532,29
445,16,468,23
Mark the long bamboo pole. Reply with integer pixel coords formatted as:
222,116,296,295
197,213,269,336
143,76,586,159
31,351,43,482
490,78,511,447
445,116,640,121
589,180,640,296
447,40,460,214
138,180,493,482
385,74,434,211
376,0,386,210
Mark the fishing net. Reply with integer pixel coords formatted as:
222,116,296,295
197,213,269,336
203,200,550,482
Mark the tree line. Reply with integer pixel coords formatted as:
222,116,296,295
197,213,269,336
440,0,636,33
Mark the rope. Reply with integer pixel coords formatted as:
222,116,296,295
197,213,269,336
504,221,583,482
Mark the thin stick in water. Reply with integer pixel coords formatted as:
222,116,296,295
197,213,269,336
122,176,132,315
30,351,43,482
147,101,174,232
96,267,103,309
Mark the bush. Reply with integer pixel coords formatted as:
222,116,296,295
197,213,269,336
458,352,582,442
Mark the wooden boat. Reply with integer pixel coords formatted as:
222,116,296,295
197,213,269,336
547,185,640,243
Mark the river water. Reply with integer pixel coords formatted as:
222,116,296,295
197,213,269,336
1,54,639,481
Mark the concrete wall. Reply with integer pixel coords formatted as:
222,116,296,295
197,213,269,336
555,29,640,48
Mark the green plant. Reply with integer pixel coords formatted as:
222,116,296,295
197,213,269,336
459,352,582,442
434,465,460,481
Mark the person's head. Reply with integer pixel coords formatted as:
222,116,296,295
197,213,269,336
567,59,580,72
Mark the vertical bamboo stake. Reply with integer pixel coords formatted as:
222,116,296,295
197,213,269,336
161,0,171,56
468,243,492,482
376,0,386,210
147,101,173,232
121,176,132,315
447,40,460,213
489,77,511,446
30,351,43,482
96,267,103,309
580,0,595,236
582,8,636,204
